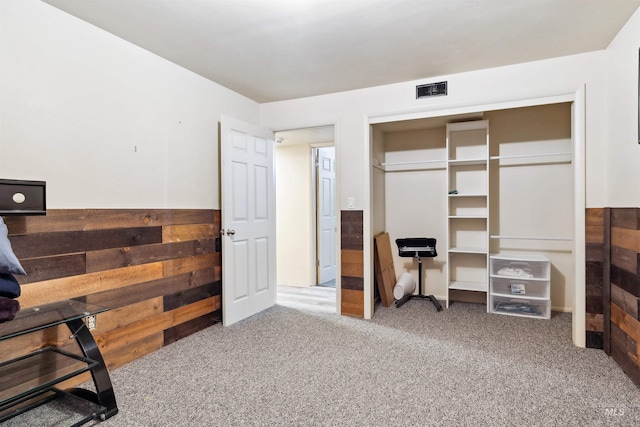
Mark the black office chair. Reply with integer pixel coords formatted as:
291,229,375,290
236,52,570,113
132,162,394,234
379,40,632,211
395,237,442,311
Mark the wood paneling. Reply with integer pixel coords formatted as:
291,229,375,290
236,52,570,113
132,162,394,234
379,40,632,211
605,208,640,387
611,284,640,321
0,209,221,389
341,211,364,317
612,227,640,253
19,254,86,284
611,208,640,230
586,208,604,243
85,240,212,273
611,324,640,386
163,224,216,242
611,246,639,275
9,227,164,259
585,208,605,348
611,264,640,298
19,263,165,307
341,289,365,318
585,313,604,333
341,211,363,250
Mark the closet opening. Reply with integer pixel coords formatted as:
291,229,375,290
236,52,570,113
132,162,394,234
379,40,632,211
274,125,337,313
370,101,576,334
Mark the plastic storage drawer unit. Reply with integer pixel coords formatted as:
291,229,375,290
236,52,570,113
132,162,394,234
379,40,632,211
490,277,550,299
490,254,550,280
490,295,550,319
489,253,551,319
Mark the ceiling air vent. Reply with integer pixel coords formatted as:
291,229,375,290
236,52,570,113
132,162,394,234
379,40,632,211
416,81,447,99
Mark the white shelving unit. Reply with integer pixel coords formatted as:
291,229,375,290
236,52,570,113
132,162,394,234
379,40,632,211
489,253,551,319
445,120,489,308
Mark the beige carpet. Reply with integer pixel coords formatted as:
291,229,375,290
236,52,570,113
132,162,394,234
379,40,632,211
7,302,640,426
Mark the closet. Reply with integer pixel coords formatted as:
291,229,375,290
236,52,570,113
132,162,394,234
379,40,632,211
371,103,574,314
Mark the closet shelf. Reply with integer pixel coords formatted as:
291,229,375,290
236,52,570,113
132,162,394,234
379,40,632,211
447,158,487,166
375,159,447,172
448,193,487,197
448,215,487,219
448,246,488,254
381,159,445,166
448,281,488,292
490,235,572,242
489,151,571,161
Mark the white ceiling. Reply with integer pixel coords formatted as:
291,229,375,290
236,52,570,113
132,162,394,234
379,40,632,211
44,0,640,103
276,125,335,145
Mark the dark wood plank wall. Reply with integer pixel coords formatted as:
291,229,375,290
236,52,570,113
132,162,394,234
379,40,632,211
587,207,640,387
341,210,364,317
608,208,640,386
586,208,605,349
0,209,221,387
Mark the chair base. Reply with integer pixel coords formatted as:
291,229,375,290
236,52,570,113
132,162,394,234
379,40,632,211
395,293,443,311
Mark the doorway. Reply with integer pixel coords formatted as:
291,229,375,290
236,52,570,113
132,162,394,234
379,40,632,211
274,125,337,311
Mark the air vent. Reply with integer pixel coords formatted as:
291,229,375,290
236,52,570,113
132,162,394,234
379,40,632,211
416,81,447,99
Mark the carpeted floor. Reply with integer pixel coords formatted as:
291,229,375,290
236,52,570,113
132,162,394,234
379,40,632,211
8,301,640,426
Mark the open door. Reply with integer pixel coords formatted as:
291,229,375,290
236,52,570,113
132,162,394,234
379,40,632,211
316,147,336,284
221,116,276,326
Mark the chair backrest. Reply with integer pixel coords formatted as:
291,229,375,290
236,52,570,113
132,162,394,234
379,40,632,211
395,237,437,258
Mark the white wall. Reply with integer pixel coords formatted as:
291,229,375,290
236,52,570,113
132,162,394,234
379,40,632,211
605,7,640,207
275,143,314,286
380,127,447,299
0,0,259,209
260,51,608,209
260,50,606,321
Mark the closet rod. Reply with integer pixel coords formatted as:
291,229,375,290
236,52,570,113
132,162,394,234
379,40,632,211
489,151,572,160
490,235,572,242
381,159,445,166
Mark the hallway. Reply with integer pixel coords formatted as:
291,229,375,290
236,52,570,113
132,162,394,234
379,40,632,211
276,284,336,314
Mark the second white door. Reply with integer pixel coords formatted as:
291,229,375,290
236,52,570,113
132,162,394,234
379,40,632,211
317,147,336,284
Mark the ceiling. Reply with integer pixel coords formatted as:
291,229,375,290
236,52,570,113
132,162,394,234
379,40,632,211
275,125,334,145
43,0,640,103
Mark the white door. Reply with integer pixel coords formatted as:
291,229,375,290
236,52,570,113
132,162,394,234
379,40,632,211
221,116,276,326
317,147,336,284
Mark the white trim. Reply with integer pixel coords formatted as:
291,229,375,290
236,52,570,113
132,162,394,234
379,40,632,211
334,120,342,316
363,115,372,319
368,94,575,125
572,86,587,348
274,120,342,315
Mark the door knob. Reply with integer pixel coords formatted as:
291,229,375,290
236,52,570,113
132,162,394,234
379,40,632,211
226,229,236,236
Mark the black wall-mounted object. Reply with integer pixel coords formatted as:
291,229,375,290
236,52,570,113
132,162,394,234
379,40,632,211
416,81,447,99
0,179,47,216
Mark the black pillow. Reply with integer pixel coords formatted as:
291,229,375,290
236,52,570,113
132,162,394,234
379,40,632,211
0,273,20,299
0,296,20,322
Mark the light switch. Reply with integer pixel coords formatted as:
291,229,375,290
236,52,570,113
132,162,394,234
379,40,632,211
347,197,355,209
